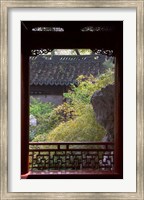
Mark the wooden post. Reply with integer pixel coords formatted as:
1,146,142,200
21,50,30,175
114,47,123,177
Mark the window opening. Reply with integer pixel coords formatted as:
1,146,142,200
29,49,115,172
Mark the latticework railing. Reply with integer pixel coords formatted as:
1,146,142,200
29,142,114,171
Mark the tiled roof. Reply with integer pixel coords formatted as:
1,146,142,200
30,55,106,86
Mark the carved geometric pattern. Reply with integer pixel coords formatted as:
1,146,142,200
32,27,64,32
29,142,114,171
92,49,114,56
31,49,53,56
81,26,113,32
31,48,114,56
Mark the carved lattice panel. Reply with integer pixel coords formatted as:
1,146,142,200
29,142,114,171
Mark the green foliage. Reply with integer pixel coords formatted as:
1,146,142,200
63,69,114,116
38,105,106,142
78,49,92,55
30,97,54,118
29,97,55,141
54,102,76,121
30,68,114,142
64,69,114,104
52,49,92,55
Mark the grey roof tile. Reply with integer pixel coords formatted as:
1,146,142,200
30,55,106,86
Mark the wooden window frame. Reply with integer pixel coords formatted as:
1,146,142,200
21,21,123,179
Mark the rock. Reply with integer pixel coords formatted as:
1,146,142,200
91,84,114,141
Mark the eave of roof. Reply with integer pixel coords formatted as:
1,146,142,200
30,55,107,86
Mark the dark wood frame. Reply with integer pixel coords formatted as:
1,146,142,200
21,21,123,179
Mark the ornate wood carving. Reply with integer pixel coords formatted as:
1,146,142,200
29,142,114,171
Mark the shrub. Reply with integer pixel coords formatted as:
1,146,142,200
30,97,54,117
29,97,55,141
63,68,114,116
46,105,106,142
